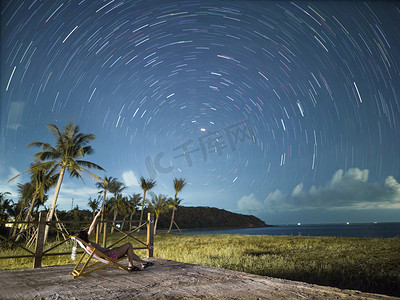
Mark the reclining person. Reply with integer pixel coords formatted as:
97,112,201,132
77,208,153,271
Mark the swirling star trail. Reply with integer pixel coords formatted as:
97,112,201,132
1,1,400,224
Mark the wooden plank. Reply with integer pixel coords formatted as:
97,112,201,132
0,258,393,300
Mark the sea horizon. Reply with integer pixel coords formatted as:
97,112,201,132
181,221,400,238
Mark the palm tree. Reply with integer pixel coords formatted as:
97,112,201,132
0,192,12,224
139,177,156,227
147,193,167,235
109,179,126,198
96,176,118,227
7,202,20,229
88,196,100,218
33,194,48,216
128,193,142,229
16,162,58,242
10,122,104,243
109,193,128,233
168,178,186,233
120,208,130,231
167,197,183,233
109,179,125,232
10,183,33,238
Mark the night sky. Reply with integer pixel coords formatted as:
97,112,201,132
1,1,400,225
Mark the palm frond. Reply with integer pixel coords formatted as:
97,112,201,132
174,178,187,193
75,160,105,171
140,176,157,190
34,150,60,161
47,124,62,138
68,169,83,179
7,161,58,183
75,133,96,146
27,142,57,153
82,169,103,183
96,181,105,189
8,171,27,183
82,145,94,155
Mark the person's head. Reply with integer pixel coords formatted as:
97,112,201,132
77,230,89,243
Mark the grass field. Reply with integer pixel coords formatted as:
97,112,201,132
1,233,399,297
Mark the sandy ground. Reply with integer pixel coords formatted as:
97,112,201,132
0,258,397,300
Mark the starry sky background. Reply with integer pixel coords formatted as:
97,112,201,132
1,0,400,225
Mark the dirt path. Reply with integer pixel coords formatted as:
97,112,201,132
0,258,397,299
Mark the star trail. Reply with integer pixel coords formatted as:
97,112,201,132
1,1,400,224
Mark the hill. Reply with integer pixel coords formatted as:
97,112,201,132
157,206,268,229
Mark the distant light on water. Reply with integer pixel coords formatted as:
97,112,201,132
183,222,400,238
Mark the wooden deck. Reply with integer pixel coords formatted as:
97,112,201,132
0,258,397,299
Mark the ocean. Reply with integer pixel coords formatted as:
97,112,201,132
182,222,400,238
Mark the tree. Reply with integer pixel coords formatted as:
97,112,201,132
96,176,118,227
168,178,186,233
139,177,156,227
147,193,167,235
109,179,126,198
16,162,58,241
10,123,104,243
11,183,34,238
167,197,183,233
0,192,12,218
88,196,100,218
109,193,128,233
108,179,125,232
33,194,48,216
0,192,13,231
128,193,142,229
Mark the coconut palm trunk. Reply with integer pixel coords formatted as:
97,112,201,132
43,167,65,243
129,211,134,229
15,193,38,242
11,203,25,238
139,190,147,227
168,204,176,233
111,209,118,233
100,189,107,232
139,177,156,228
168,178,186,233
154,217,159,236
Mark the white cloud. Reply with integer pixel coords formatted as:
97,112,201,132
267,168,400,210
50,182,100,210
237,193,264,211
122,170,139,187
0,167,24,200
59,185,99,197
7,167,22,185
237,168,400,214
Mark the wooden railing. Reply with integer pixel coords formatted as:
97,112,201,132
0,212,154,268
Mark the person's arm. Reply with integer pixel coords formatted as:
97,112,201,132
88,208,102,236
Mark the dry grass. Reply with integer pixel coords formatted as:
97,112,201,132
153,234,400,297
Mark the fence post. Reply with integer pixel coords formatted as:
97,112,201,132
95,222,99,244
147,213,154,258
102,221,107,248
33,211,46,268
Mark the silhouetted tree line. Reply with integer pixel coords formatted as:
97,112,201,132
156,206,267,229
